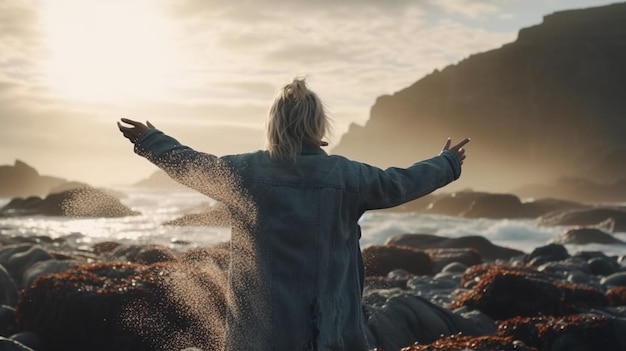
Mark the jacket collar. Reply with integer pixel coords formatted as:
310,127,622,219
301,143,328,156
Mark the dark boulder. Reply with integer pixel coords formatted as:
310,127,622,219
386,233,524,261
362,245,433,277
461,193,526,219
538,207,626,232
552,227,626,245
0,187,139,218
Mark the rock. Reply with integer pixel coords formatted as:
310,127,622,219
331,2,626,194
0,337,34,351
516,177,626,204
132,245,177,265
461,193,526,219
401,335,535,351
0,265,18,307
164,203,230,227
362,245,433,277
526,243,570,264
441,262,468,274
601,272,626,288
521,197,587,218
365,294,489,351
538,207,626,232
0,160,66,198
498,314,626,351
0,306,17,337
552,227,626,245
0,187,139,218
588,257,620,276
16,252,229,351
4,246,53,288
22,259,79,288
606,286,626,306
424,248,483,271
8,332,42,351
423,191,488,217
453,265,608,320
386,234,524,261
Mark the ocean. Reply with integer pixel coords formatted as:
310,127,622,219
2,187,626,258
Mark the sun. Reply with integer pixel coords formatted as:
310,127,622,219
41,0,185,102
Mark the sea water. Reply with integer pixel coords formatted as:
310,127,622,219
1,187,626,257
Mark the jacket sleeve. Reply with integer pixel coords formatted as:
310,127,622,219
133,129,237,202
357,150,461,211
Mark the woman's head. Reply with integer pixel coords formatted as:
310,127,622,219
266,78,331,161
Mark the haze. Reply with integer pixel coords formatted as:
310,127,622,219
0,0,616,187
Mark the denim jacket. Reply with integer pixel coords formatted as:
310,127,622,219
134,129,462,351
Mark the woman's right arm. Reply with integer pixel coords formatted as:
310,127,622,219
118,119,235,200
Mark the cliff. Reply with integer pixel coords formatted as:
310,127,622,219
331,3,626,193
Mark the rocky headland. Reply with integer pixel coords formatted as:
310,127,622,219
0,160,90,199
331,2,626,196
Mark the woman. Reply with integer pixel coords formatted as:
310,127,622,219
118,78,469,350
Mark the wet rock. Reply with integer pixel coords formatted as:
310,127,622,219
386,234,524,261
441,262,468,274
132,245,177,265
8,332,42,351
606,286,626,306
461,193,526,219
0,337,34,351
401,334,536,351
0,306,17,337
0,187,139,218
453,265,607,320
0,265,18,307
424,248,482,273
552,227,626,245
588,257,620,276
4,246,53,287
22,259,79,288
163,203,230,227
601,272,626,288
498,314,626,351
526,243,570,264
423,191,488,217
362,245,433,277
366,294,488,351
16,253,229,351
92,241,123,255
538,207,626,232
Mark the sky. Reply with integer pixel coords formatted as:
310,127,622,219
0,0,620,187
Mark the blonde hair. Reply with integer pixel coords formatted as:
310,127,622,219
266,78,331,161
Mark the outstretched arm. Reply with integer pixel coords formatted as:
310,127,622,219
117,118,236,202
358,137,470,211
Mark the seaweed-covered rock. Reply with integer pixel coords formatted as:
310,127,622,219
15,245,230,351
453,265,607,320
498,314,626,351
400,334,537,351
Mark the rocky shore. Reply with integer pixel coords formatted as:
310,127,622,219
1,225,626,351
3,177,626,350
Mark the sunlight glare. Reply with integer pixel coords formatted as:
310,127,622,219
42,0,185,102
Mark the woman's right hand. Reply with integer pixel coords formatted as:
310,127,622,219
117,118,156,144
